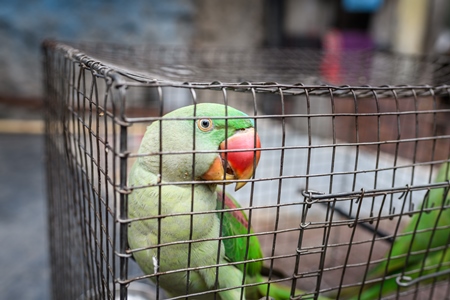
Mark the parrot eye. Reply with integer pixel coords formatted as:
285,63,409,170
197,118,214,132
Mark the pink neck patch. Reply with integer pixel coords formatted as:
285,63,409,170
216,190,249,229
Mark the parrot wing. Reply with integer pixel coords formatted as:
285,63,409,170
216,189,264,277
349,245,450,300
215,189,332,300
367,162,450,280
341,162,450,300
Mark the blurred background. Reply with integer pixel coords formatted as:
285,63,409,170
2,0,450,299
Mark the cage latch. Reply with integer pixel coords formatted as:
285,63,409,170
396,268,450,287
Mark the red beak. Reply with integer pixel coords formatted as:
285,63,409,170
201,128,261,190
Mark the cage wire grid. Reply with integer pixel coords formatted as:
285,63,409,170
43,40,450,300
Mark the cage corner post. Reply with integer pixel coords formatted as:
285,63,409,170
113,73,131,300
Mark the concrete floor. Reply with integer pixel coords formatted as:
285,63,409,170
0,133,50,300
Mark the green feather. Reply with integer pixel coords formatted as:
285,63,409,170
216,189,263,277
342,162,450,300
136,103,253,184
216,189,331,300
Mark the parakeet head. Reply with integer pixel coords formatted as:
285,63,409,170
137,103,261,190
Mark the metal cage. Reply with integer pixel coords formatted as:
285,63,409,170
43,40,450,300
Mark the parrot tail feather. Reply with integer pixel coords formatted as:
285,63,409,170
249,275,331,300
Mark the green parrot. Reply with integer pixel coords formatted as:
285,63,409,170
341,162,450,300
127,104,327,300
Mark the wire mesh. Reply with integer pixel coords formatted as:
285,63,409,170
43,40,450,300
